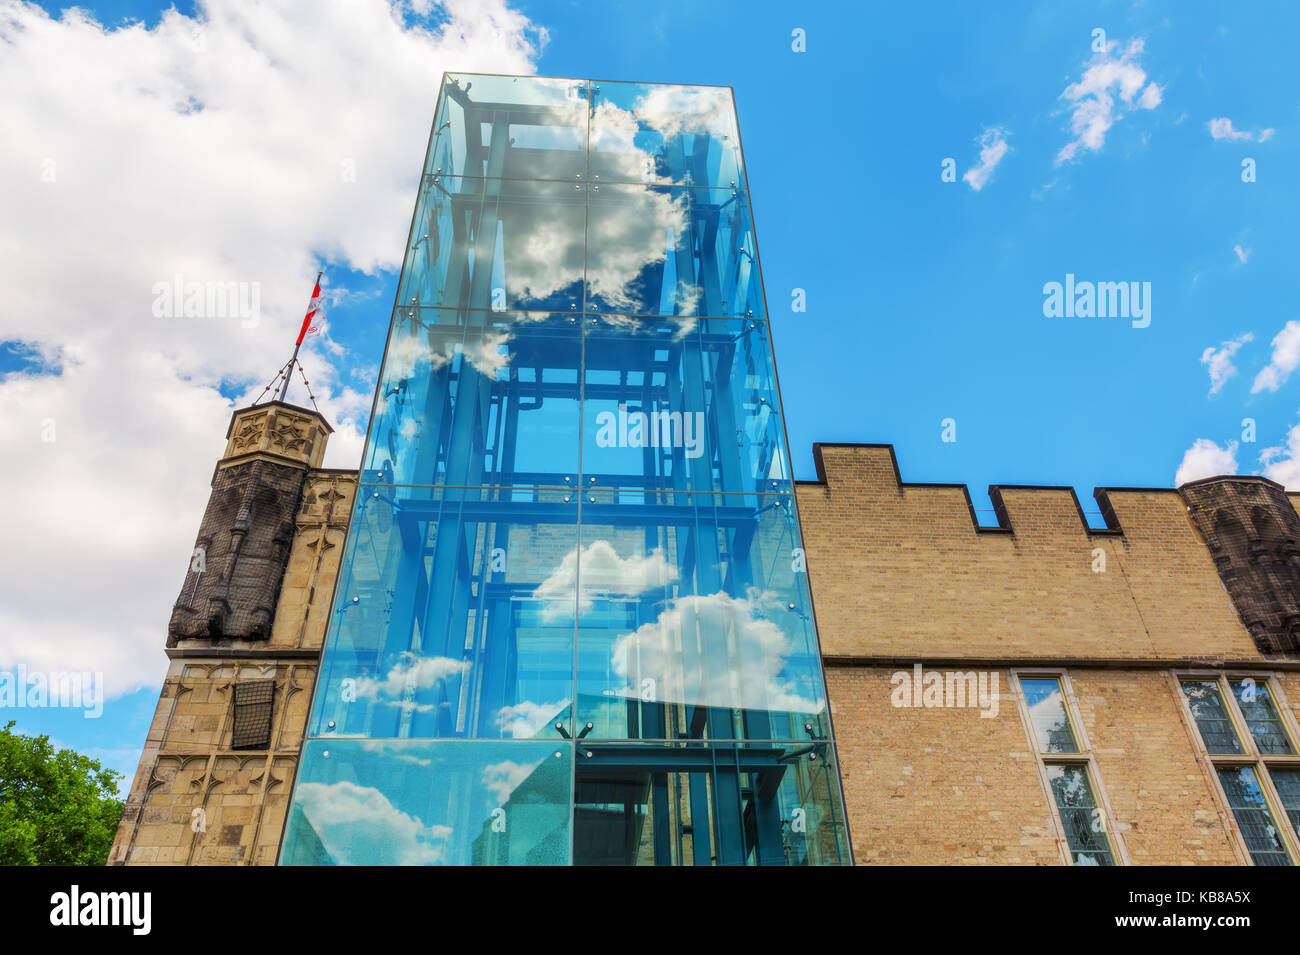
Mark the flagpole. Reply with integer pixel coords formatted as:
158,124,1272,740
279,270,323,403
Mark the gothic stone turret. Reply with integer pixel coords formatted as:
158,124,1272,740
168,402,331,644
1181,474,1300,655
110,401,356,865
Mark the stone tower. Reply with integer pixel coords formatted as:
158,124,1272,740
109,401,356,865
1181,474,1300,655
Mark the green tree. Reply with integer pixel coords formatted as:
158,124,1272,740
0,721,124,865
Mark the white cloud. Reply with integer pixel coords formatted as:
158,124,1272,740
532,540,679,622
0,1,544,699
291,780,451,865
607,588,823,715
1175,438,1238,486
481,758,545,805
383,327,514,383
1252,320,1300,393
588,85,734,177
494,699,571,738
353,652,472,712
1200,333,1253,395
962,127,1010,191
1207,117,1274,142
1055,38,1163,165
1207,117,1250,141
1261,421,1300,489
1233,244,1251,264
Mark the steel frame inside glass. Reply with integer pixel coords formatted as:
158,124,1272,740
1174,669,1300,866
279,73,850,866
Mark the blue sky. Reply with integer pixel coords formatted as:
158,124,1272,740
7,0,1300,788
36,0,1299,499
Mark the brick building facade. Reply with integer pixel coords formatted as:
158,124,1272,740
802,443,1300,865
110,417,1300,865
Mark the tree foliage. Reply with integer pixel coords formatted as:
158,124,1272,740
0,720,124,865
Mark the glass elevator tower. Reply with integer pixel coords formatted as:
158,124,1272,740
280,74,851,865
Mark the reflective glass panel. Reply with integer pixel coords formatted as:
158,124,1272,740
281,739,573,865
309,485,578,740
399,176,586,313
1217,766,1292,866
1229,678,1295,755
585,184,763,319
433,74,589,181
1021,678,1080,754
570,740,848,866
1181,680,1244,754
581,316,789,494
283,74,851,866
574,490,825,742
1046,764,1115,866
364,308,580,488
589,81,744,190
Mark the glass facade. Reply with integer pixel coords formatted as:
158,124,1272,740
280,73,851,866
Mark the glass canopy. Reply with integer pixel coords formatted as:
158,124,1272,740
280,73,851,866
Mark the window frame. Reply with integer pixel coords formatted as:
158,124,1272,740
1172,669,1300,866
1010,669,1128,866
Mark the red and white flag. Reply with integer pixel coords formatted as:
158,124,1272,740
296,277,324,345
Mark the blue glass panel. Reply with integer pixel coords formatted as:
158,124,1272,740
570,740,848,865
399,175,587,312
283,73,851,866
573,490,826,742
282,739,573,865
309,485,578,740
580,316,789,494
364,307,581,488
433,74,589,181
589,81,744,190
585,184,763,319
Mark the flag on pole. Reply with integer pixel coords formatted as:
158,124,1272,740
295,276,324,345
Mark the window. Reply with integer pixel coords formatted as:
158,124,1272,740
1230,678,1295,755
1021,677,1081,753
1216,766,1291,867
1177,674,1300,866
1273,769,1300,834
1182,679,1244,754
1045,764,1113,866
231,680,275,750
1013,672,1121,866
